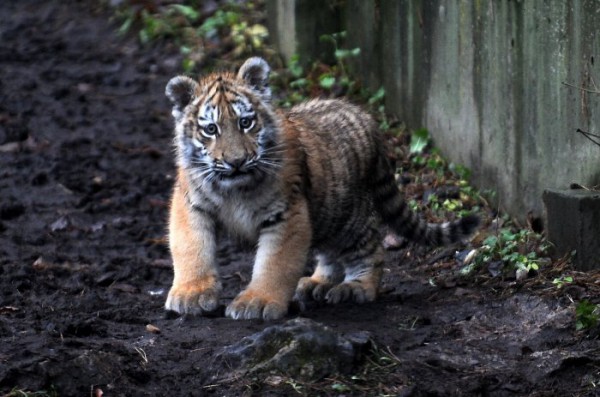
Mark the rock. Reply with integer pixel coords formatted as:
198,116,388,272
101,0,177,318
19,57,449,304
543,189,600,270
35,350,126,395
211,318,371,382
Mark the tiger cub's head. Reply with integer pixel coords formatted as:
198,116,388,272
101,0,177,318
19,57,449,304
166,57,281,191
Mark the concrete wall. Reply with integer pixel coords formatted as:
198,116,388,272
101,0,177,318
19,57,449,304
267,0,600,221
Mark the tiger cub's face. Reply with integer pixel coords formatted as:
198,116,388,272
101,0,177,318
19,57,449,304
166,58,280,191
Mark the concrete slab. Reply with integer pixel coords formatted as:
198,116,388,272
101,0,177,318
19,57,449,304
543,189,600,270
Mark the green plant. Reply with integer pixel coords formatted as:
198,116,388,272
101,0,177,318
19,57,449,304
282,31,361,99
113,1,267,74
575,300,599,330
319,31,360,77
285,379,304,394
409,128,430,154
331,382,351,392
366,87,391,131
472,228,548,276
5,388,58,397
138,5,200,44
197,9,239,39
552,275,574,288
449,162,472,180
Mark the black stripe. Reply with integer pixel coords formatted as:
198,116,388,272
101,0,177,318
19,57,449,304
449,221,459,242
459,214,480,234
260,211,285,230
430,225,443,245
373,169,396,187
191,204,211,216
184,191,214,216
375,183,399,205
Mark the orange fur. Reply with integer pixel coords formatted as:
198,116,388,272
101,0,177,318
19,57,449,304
163,57,478,320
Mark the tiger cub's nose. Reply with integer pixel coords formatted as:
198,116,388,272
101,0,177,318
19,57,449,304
224,156,247,171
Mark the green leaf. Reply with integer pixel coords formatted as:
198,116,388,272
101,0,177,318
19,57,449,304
575,300,599,330
170,4,199,21
139,29,150,44
335,47,361,60
368,87,385,104
331,383,350,392
290,78,308,88
118,17,133,35
449,163,472,180
410,128,430,154
483,235,498,247
182,58,195,73
319,33,336,44
319,75,336,90
288,54,304,78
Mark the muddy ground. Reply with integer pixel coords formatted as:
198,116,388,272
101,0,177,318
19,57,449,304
1,1,599,396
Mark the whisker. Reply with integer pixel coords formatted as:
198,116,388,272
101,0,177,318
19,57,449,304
259,147,286,155
258,159,282,169
189,167,214,181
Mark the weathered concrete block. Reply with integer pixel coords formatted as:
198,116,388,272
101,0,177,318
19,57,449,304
543,189,600,270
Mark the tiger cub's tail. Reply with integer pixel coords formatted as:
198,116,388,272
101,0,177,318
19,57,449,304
371,151,479,246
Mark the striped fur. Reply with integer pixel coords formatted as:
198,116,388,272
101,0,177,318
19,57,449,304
164,57,479,320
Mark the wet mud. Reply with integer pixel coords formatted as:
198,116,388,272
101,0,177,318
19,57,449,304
0,1,598,396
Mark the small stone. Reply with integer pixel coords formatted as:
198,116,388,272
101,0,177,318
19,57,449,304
50,216,69,232
515,268,528,281
146,324,161,334
32,256,53,270
264,375,285,386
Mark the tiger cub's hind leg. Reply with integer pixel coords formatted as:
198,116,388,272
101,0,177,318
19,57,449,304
325,226,384,305
325,249,384,304
294,241,384,305
294,254,343,302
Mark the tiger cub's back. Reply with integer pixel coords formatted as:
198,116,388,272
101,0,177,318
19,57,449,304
284,99,384,247
285,97,479,249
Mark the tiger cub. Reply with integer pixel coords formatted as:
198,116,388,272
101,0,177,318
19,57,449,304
164,57,479,320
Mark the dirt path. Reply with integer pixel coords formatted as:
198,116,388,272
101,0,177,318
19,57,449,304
0,1,597,396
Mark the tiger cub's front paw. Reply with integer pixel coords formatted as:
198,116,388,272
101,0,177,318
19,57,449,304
165,276,221,315
225,289,288,320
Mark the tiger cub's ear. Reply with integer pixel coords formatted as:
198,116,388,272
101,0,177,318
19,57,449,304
165,76,199,119
237,57,271,101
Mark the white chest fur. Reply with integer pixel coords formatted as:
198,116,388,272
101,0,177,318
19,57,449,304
217,198,262,241
209,187,286,242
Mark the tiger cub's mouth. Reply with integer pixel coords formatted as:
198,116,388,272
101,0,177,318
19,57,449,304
220,168,251,179
213,166,264,189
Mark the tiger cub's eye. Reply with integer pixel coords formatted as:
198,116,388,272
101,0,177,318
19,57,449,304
239,117,254,131
202,123,218,137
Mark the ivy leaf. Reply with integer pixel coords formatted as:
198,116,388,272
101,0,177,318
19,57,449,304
368,87,385,105
410,128,430,154
319,75,336,90
170,4,199,21
575,300,599,330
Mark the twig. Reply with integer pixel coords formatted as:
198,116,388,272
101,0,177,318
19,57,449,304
134,346,148,364
562,81,600,94
576,128,600,147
